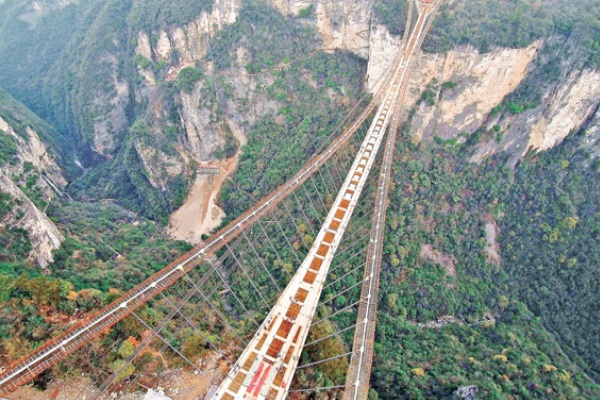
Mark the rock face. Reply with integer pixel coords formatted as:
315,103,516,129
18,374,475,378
270,0,372,58
396,40,600,163
131,0,297,239
581,110,600,163
366,23,403,93
0,116,65,268
0,172,64,268
137,0,241,69
406,43,541,143
270,0,312,15
132,0,374,183
313,0,372,58
453,385,479,400
59,0,600,242
526,68,600,152
89,56,130,156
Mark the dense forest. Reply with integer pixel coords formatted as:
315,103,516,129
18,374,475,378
0,0,599,398
426,0,600,67
369,107,600,397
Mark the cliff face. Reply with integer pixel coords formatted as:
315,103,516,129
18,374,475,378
398,39,600,164
270,0,372,58
88,57,130,156
525,68,600,152
0,116,65,268
133,0,244,179
131,0,288,239
365,23,402,93
132,0,374,176
405,43,540,148
137,0,240,66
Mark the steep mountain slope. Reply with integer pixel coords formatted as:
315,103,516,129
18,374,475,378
0,0,370,227
0,89,66,268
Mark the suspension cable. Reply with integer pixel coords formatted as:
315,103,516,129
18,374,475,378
256,220,291,280
281,198,310,250
268,209,303,265
328,246,368,277
224,243,271,310
319,281,364,309
296,352,353,370
323,264,365,291
181,273,246,344
304,323,357,348
313,301,360,326
207,257,261,329
157,293,234,363
291,190,317,237
309,174,328,212
300,182,324,226
130,312,205,371
288,385,348,393
241,230,281,293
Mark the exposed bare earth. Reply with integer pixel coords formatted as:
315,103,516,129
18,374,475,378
8,369,216,400
484,214,501,265
167,125,247,243
419,243,457,278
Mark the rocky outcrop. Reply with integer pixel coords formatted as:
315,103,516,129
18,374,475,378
130,0,600,242
405,43,540,144
137,0,241,69
270,0,313,15
313,0,372,58
581,111,600,162
366,24,403,93
399,40,600,163
83,54,130,156
270,0,372,58
0,171,64,268
0,116,65,268
526,68,600,152
454,385,479,400
0,118,66,188
179,87,226,160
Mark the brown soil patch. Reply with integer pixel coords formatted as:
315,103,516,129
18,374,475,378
168,125,247,244
419,244,457,279
483,213,501,265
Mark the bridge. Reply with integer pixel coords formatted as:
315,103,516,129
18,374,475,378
0,1,441,398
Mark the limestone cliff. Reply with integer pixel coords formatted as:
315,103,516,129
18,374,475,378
33,0,599,240
131,0,600,242
399,40,600,164
525,68,600,153
405,43,541,146
136,0,241,70
270,0,372,58
0,116,65,268
132,0,372,180
365,23,402,93
131,0,283,239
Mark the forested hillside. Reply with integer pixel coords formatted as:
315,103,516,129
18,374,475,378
429,0,600,67
368,103,600,397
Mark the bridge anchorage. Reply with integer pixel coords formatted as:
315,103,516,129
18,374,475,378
0,1,440,398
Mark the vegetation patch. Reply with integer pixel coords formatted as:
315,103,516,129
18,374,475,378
0,131,18,166
177,66,204,93
415,0,600,67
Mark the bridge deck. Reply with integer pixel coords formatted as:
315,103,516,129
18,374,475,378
212,3,439,399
